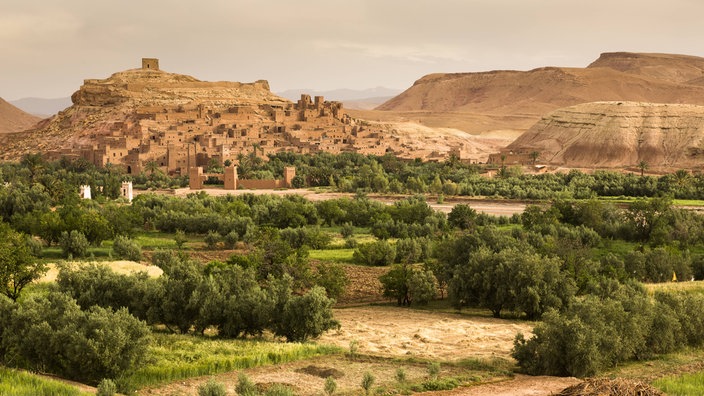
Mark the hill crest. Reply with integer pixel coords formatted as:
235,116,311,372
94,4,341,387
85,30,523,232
0,98,41,134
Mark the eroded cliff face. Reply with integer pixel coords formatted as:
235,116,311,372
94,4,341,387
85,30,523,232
506,101,704,169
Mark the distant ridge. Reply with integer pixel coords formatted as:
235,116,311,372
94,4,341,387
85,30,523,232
0,98,41,134
277,87,401,102
10,97,72,117
377,52,704,116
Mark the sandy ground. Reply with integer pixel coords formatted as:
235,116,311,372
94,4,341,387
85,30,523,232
38,260,163,283
170,188,527,217
139,306,578,396
318,306,533,361
433,375,580,396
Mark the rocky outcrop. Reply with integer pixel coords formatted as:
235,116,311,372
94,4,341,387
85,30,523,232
0,98,41,134
502,101,704,169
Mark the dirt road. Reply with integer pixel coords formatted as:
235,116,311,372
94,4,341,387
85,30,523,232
171,188,527,216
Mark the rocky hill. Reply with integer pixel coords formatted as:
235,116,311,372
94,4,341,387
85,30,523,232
498,101,704,170
377,53,704,116
0,59,488,167
0,98,41,134
587,52,704,84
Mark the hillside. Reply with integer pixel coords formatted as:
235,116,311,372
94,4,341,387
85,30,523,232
0,98,41,134
376,53,704,137
10,97,73,117
0,59,493,166
378,57,704,115
587,52,704,84
500,101,704,170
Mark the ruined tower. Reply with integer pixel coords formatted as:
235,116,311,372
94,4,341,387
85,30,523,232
142,58,159,71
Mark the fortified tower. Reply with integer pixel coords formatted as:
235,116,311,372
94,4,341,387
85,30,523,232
141,58,159,71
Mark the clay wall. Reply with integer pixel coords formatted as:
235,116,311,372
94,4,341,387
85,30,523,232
237,179,284,189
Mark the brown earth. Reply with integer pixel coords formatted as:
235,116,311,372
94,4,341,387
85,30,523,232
0,97,41,134
372,52,704,162
504,101,704,171
378,52,704,118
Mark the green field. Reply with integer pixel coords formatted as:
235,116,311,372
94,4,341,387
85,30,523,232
126,333,341,389
655,371,704,395
0,367,92,396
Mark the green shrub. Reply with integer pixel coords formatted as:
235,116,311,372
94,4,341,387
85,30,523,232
1,292,151,384
395,367,406,383
340,222,354,238
96,379,117,396
361,372,375,396
273,286,340,342
59,230,89,258
264,384,295,396
112,235,143,261
427,362,440,379
236,372,257,396
353,240,395,266
204,231,221,249
198,378,227,396
174,229,187,249
324,376,337,396
314,263,349,299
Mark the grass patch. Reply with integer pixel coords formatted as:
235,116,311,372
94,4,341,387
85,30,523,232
643,280,704,296
654,371,704,395
309,248,355,263
133,231,184,250
126,333,340,389
0,367,92,396
672,199,704,207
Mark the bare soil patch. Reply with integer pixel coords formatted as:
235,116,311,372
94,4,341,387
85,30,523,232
319,306,532,361
39,260,163,283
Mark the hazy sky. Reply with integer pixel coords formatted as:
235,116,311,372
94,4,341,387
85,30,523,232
2,0,703,100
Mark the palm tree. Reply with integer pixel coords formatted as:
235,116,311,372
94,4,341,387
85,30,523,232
637,160,649,177
21,153,46,183
144,160,159,175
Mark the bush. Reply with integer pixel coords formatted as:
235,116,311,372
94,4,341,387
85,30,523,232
273,286,340,342
1,292,151,384
314,263,349,299
204,231,221,249
236,372,257,396
353,240,395,266
97,379,117,396
361,372,375,396
59,230,89,258
264,384,295,396
324,376,337,396
340,222,355,238
198,378,227,396
112,235,142,261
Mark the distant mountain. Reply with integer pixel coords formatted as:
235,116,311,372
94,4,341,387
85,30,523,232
0,98,41,134
377,52,704,116
276,87,402,102
10,97,72,117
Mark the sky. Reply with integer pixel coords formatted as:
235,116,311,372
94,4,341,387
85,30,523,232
2,0,704,100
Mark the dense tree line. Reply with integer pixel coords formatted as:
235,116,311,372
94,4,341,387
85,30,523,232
57,251,339,342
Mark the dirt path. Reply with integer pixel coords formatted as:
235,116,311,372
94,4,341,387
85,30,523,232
171,188,528,216
432,375,580,396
